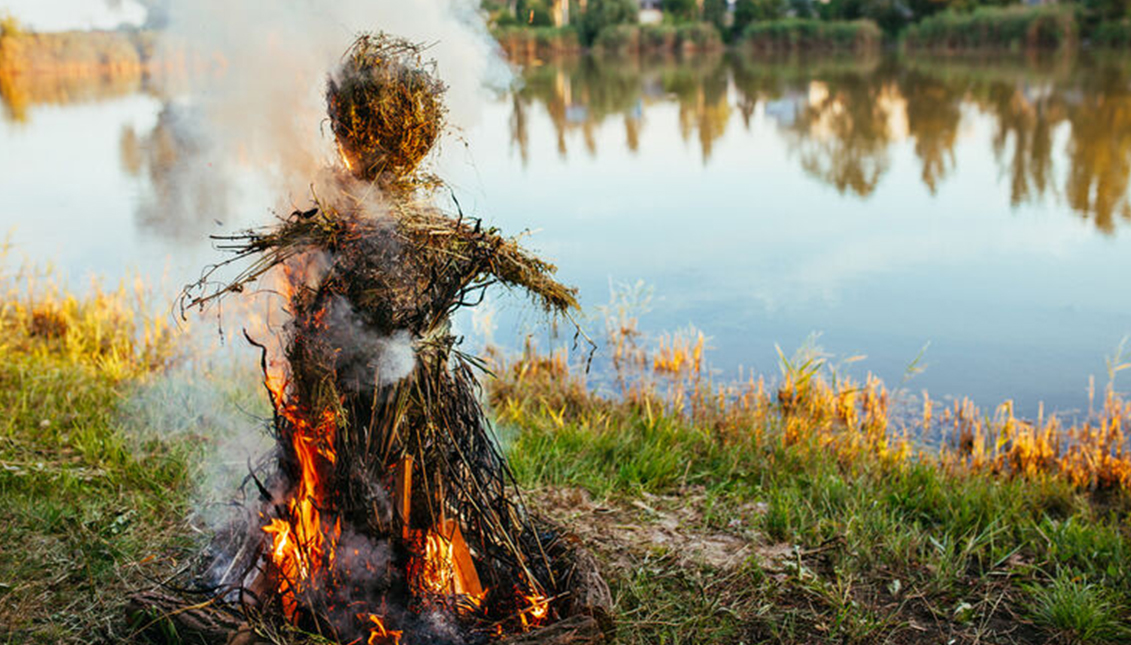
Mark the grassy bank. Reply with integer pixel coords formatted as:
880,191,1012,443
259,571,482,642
903,5,1077,52
0,269,197,643
594,23,725,54
485,333,1131,644
0,25,161,76
740,19,883,54
494,22,728,58
496,20,877,58
494,26,582,58
490,8,1131,57
3,264,1129,644
0,22,206,122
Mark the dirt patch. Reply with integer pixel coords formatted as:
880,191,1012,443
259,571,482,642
529,486,771,571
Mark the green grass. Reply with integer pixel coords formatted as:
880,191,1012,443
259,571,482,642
0,352,196,643
4,263,1129,644
0,275,224,643
1027,571,1127,643
489,356,1131,644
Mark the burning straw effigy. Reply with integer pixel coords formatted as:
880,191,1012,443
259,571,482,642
131,34,610,645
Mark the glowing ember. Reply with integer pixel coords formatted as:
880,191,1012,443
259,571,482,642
520,594,550,630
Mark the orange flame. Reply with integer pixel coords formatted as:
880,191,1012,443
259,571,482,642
366,614,403,645
261,368,341,620
417,530,455,596
256,259,554,637
408,524,487,612
520,594,549,630
337,141,355,173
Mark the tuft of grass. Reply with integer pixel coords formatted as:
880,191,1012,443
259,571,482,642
1027,571,1128,643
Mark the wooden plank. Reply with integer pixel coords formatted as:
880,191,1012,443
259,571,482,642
394,456,413,539
443,519,484,598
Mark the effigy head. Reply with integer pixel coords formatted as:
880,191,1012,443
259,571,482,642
326,33,447,185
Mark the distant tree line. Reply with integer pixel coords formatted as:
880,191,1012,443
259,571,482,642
483,0,1131,46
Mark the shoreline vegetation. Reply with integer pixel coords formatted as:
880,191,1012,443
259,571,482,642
5,270,1127,642
0,19,216,121
488,1,1129,59
485,321,1131,643
0,266,193,643
0,2,1128,86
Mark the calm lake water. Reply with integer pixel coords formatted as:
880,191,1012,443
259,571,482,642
3,52,1131,417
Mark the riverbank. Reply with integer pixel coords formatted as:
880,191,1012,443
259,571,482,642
0,270,193,642
0,13,1124,83
903,4,1077,52
494,20,882,58
0,25,212,121
0,28,166,77
488,337,1131,643
3,268,1128,643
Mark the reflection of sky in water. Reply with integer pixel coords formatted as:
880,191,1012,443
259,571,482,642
3,56,1131,417
0,94,275,292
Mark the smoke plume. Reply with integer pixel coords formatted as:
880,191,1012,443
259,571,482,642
325,294,417,391
158,0,506,202
134,0,503,506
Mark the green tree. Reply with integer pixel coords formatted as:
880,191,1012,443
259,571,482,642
861,0,912,34
734,0,786,33
789,0,819,18
517,0,555,26
579,0,639,44
1084,0,1131,26
663,0,700,22
703,0,729,32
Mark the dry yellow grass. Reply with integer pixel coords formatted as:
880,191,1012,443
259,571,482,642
0,262,176,381
499,314,1131,493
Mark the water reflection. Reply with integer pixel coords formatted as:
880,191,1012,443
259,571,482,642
3,52,1131,414
119,103,231,241
510,54,738,161
505,53,1131,233
0,69,146,122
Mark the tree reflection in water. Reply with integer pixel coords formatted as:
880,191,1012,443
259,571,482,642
502,52,1131,234
119,103,230,241
5,51,1129,236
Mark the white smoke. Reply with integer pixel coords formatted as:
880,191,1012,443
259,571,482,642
325,295,417,390
122,357,274,521
159,0,508,200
